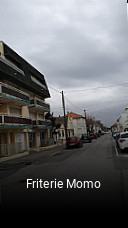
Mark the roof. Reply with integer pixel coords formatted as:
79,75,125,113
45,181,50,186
86,118,95,124
55,116,68,125
66,112,83,119
0,41,50,98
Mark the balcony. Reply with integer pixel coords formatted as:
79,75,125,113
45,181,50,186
0,82,30,104
38,120,50,126
0,115,51,129
0,115,32,126
29,98,50,112
32,120,51,128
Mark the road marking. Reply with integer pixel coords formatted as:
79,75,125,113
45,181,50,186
50,152,59,156
112,137,119,156
114,145,119,156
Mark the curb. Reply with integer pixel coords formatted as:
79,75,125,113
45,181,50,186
0,144,59,163
0,151,29,163
29,144,58,152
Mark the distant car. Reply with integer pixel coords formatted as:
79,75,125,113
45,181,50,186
90,133,97,139
96,133,100,137
117,132,128,151
81,134,92,143
66,136,83,149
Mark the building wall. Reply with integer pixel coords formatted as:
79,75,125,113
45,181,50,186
21,106,29,118
0,42,5,59
0,41,52,156
67,117,74,137
117,109,128,132
0,103,9,114
73,118,87,137
55,116,87,143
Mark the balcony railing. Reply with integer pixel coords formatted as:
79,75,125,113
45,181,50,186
30,98,50,111
36,100,50,109
0,115,32,125
32,119,51,126
0,82,30,103
0,115,51,127
38,119,51,126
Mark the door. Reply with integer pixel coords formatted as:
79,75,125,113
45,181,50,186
29,132,35,148
16,133,25,150
40,131,45,147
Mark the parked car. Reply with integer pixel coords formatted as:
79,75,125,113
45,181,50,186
113,131,120,140
81,134,92,143
117,132,128,151
66,136,83,149
90,133,97,139
96,133,100,137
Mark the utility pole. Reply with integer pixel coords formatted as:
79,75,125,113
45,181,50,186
62,91,68,141
84,109,87,134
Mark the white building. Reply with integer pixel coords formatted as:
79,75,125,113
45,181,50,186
66,112,87,137
116,108,128,132
54,116,74,144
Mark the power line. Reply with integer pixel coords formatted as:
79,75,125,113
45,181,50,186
48,85,62,94
48,85,86,114
48,83,128,117
65,82,128,93
47,84,128,126
49,82,128,94
64,95,85,112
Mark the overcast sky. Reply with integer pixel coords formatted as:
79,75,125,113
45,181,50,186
0,0,128,127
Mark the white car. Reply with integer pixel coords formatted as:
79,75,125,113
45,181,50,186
117,132,128,151
113,131,120,139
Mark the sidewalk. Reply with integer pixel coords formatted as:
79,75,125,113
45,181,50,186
0,144,59,163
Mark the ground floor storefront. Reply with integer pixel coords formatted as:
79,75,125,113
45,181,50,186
0,127,54,157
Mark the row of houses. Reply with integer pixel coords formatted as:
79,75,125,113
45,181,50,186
0,41,105,157
53,112,104,144
112,108,128,132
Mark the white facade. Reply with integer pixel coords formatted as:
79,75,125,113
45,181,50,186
55,117,74,143
73,118,87,137
117,108,128,132
55,115,87,143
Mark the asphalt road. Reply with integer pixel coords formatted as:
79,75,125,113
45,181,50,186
1,133,128,212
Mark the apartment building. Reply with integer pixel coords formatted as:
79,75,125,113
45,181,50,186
0,41,52,157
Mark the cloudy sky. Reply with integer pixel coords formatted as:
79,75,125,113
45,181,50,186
0,0,128,126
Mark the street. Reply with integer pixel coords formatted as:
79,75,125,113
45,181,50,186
1,133,128,211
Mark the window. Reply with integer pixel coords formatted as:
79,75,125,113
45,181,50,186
68,137,77,140
38,114,44,120
62,130,64,137
5,56,24,75
29,112,36,120
58,130,61,137
10,107,21,117
121,133,128,138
